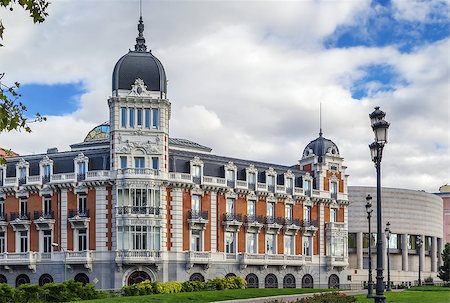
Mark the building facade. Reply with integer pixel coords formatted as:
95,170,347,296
0,18,350,289
348,186,444,286
435,184,450,244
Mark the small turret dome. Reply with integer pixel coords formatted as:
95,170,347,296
302,132,339,162
112,17,167,95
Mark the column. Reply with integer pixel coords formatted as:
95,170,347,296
419,234,425,275
430,236,437,272
210,191,217,252
357,232,363,269
95,186,107,251
319,203,324,256
170,188,183,251
61,189,68,250
401,233,408,271
437,238,443,268
160,188,167,252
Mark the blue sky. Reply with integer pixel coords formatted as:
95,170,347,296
1,0,449,192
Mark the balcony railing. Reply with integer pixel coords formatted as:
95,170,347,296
226,180,235,188
302,219,318,227
284,218,301,226
268,185,275,193
10,212,30,221
115,250,161,264
34,211,54,220
223,213,242,222
245,214,263,224
0,213,7,221
265,216,284,225
188,210,208,220
248,183,256,191
331,192,337,200
286,187,293,195
77,173,86,181
18,177,27,186
117,206,161,216
68,209,90,218
192,176,201,184
42,175,51,184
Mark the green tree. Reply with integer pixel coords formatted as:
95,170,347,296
0,0,49,163
438,242,450,283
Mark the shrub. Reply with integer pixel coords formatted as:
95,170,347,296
155,281,182,294
424,276,434,285
181,281,208,292
122,284,140,297
208,277,246,290
15,284,44,303
42,283,73,302
297,292,356,303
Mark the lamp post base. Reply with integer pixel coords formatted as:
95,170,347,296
373,294,386,303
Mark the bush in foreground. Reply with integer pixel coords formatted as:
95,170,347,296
296,292,356,303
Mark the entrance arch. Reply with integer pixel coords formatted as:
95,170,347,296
302,274,313,288
245,273,259,288
128,271,151,285
265,274,278,288
283,274,296,288
328,274,340,289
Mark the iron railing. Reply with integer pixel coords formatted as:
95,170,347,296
188,210,208,220
245,214,263,224
68,209,89,218
34,211,54,220
116,206,161,215
10,212,30,220
223,213,242,222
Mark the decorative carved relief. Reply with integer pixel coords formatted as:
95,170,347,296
119,135,163,154
128,78,152,96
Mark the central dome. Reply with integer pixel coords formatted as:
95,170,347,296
302,132,340,162
112,17,167,95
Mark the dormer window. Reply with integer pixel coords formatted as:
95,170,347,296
267,175,275,193
19,167,27,185
226,170,235,187
190,157,204,185
74,153,88,182
77,162,86,181
248,173,256,185
303,179,311,196
16,159,29,186
246,165,258,191
330,181,338,200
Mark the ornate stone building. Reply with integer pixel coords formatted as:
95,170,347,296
0,18,349,289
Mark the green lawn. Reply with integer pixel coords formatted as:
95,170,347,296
354,288,450,303
84,288,330,303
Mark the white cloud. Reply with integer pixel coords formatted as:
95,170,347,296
0,1,448,192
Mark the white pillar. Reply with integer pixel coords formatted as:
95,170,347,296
437,238,443,268
357,232,363,269
60,189,68,250
402,233,408,271
419,234,425,274
160,188,167,252
170,188,183,251
210,191,217,252
319,203,324,256
431,236,437,272
95,186,107,251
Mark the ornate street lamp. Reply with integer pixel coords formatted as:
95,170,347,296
385,222,391,291
416,236,423,286
369,106,390,303
365,194,374,298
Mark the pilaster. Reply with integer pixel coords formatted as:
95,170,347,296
401,233,408,271
210,191,217,252
170,188,183,251
319,203,324,255
356,231,363,269
95,186,108,251
431,236,437,272
61,189,68,250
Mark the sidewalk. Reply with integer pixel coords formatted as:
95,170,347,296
211,290,368,303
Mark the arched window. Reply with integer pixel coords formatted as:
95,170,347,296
189,273,205,282
328,274,340,289
15,274,30,287
302,274,313,288
264,274,278,288
283,274,296,288
225,273,236,278
0,274,7,284
74,273,89,286
245,273,259,288
127,271,151,285
39,274,53,286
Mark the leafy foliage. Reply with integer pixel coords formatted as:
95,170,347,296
438,242,450,283
295,292,356,303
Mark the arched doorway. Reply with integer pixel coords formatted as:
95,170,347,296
189,273,205,282
225,273,236,278
74,273,89,286
302,274,313,288
39,274,54,286
245,273,259,288
328,274,340,289
15,274,30,287
127,271,151,285
283,274,296,288
264,274,278,288
0,274,7,284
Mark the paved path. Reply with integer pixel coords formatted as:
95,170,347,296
211,290,368,303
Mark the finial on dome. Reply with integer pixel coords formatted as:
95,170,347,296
134,14,147,52
319,101,323,137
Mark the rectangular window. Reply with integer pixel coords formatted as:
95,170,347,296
152,108,159,129
248,172,256,185
348,233,357,249
151,157,159,170
225,170,235,182
192,195,201,213
304,206,311,223
145,109,150,128
363,233,377,248
332,237,345,257
20,199,28,218
303,180,311,196
137,108,143,127
153,227,161,251
330,182,338,199
284,235,294,255
303,236,311,256
191,230,202,252
129,108,135,128
78,195,87,214
330,208,336,223
78,162,86,175
20,231,28,252
19,167,26,179
285,204,293,221
388,234,399,249
267,202,275,217
225,232,235,253
408,235,417,250
226,198,235,214
120,156,127,169
121,107,127,128
44,197,52,215
43,230,52,253
267,175,275,186
247,200,256,217
266,234,276,254
192,165,201,178
286,177,293,189
78,229,87,251
246,233,257,254
43,164,51,177
134,157,145,169
0,232,5,253
131,226,148,250
0,199,4,218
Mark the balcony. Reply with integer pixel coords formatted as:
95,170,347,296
33,211,55,230
265,216,284,233
267,185,275,193
42,175,51,184
286,187,293,195
188,210,208,230
186,251,211,269
331,192,337,200
325,255,348,270
223,213,242,232
192,176,201,184
226,180,235,188
68,209,90,229
0,252,38,270
248,183,256,191
117,206,161,216
51,173,76,183
245,214,264,233
284,218,301,235
239,253,305,269
65,250,93,269
115,250,161,265
9,212,31,231
117,168,159,180
301,219,319,236
77,173,86,181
